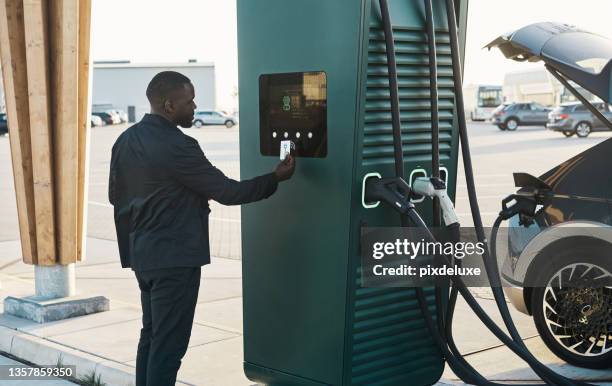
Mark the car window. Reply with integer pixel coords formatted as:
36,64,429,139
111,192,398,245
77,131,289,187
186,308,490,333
574,104,587,112
554,106,574,114
518,104,530,111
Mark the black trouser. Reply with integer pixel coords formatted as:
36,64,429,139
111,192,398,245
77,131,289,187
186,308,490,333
134,267,201,386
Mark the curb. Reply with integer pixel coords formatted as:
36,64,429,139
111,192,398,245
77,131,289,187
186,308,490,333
0,324,136,386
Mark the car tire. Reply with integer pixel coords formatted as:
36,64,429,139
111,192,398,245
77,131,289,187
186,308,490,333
562,131,575,137
497,124,507,131
225,120,235,128
575,122,592,138
193,119,204,128
531,247,612,369
505,117,519,131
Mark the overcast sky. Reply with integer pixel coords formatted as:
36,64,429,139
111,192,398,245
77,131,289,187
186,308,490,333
91,0,612,110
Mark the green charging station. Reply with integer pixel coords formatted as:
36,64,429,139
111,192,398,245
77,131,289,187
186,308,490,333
238,1,468,384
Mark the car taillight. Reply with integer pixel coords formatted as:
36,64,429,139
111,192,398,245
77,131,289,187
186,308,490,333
558,114,569,120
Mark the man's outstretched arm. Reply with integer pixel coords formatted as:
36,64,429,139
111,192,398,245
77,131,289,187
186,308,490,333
171,136,295,205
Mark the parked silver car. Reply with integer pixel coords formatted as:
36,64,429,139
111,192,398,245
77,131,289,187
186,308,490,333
547,102,612,138
491,102,551,131
105,110,122,125
109,109,128,123
192,110,237,128
90,114,104,127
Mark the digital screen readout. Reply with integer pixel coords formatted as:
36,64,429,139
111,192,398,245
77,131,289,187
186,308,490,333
259,71,327,158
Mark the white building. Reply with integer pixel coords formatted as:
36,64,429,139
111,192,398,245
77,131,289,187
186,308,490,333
503,67,596,107
503,68,561,106
92,61,215,122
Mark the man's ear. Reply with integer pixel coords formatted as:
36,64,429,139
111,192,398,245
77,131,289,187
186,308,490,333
163,99,174,114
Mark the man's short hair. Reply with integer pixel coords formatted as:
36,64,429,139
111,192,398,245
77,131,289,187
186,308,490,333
146,71,192,106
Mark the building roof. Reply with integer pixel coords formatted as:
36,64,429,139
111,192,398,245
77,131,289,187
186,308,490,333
504,67,550,82
93,61,215,69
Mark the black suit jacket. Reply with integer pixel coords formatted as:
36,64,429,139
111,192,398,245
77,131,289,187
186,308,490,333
108,114,278,271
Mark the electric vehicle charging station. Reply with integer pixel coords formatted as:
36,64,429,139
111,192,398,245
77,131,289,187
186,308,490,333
238,1,467,384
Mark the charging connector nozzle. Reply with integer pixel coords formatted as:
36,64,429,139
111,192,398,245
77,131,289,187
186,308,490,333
364,176,415,215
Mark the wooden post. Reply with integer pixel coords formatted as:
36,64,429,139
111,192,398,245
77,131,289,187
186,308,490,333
49,0,79,265
22,0,56,266
1,0,91,268
76,0,91,262
0,0,37,264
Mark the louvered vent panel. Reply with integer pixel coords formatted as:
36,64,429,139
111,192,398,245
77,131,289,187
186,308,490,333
350,24,452,385
362,27,456,166
350,265,443,384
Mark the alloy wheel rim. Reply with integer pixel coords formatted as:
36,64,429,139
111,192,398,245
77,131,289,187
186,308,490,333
507,120,518,130
577,123,590,136
542,263,612,357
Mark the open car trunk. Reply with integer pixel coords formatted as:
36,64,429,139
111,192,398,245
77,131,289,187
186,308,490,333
486,22,612,104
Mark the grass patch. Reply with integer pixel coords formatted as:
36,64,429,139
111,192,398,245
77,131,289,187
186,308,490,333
79,370,107,386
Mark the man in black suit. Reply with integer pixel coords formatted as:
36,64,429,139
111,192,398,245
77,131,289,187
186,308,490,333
109,71,295,386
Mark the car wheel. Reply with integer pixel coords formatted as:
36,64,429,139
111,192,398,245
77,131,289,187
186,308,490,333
505,118,519,131
575,122,592,138
225,120,234,128
531,249,612,369
497,124,507,131
563,131,575,137
193,119,204,128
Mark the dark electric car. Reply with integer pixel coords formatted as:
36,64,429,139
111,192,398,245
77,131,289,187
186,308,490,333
488,22,612,369
500,139,612,369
